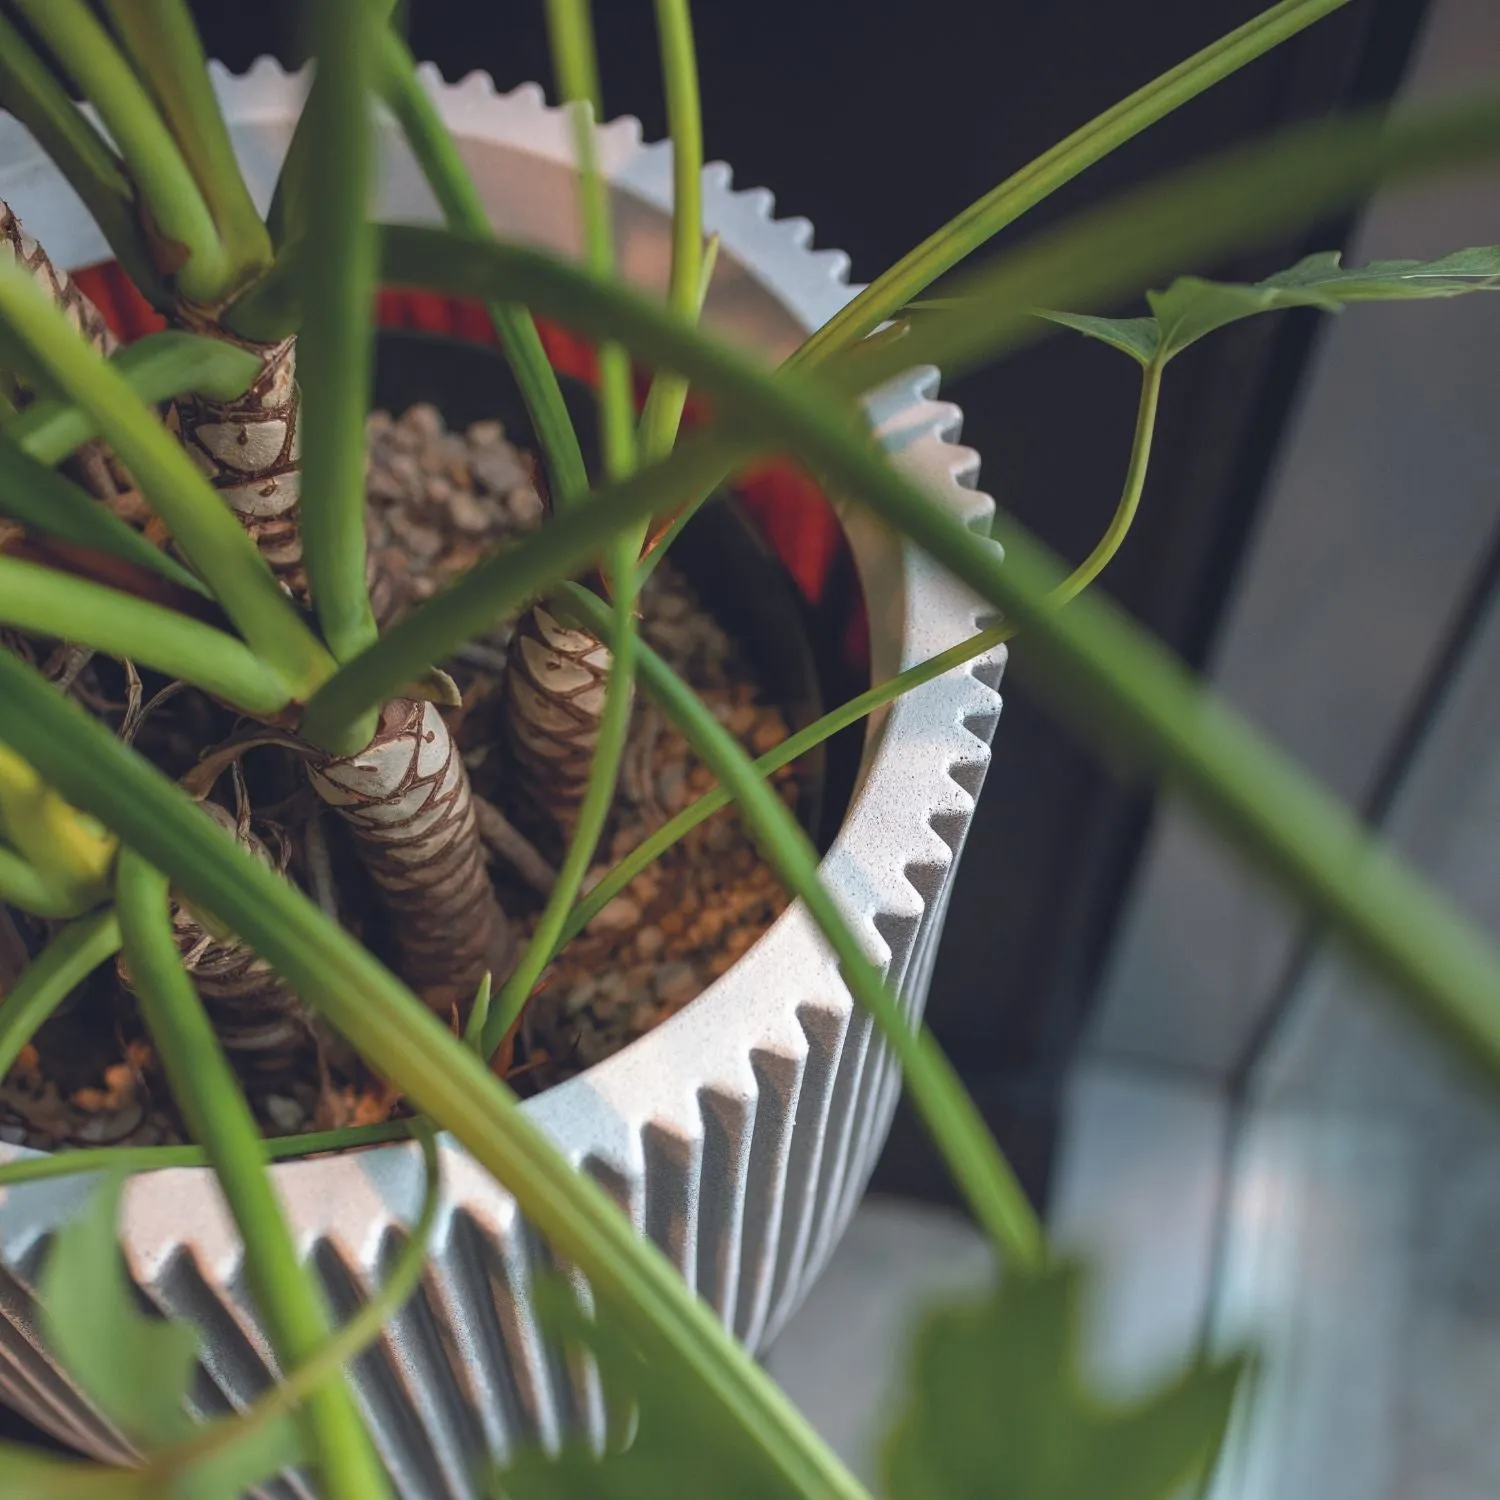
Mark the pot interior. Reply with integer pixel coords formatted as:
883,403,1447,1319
371,326,868,851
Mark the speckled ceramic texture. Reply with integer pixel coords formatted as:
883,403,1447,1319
0,62,1005,1498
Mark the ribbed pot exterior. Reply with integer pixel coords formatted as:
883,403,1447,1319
0,62,1004,1499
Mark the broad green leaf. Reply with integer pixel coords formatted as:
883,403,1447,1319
881,1262,1246,1500
40,1171,201,1449
1042,244,1500,365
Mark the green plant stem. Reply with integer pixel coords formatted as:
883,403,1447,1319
483,576,640,1057
0,12,162,303
11,0,230,306
0,1121,416,1188
0,436,209,598
0,659,866,1500
98,0,271,290
634,0,705,467
298,0,380,674
0,910,120,1081
11,331,262,467
1057,360,1161,604
114,850,390,1500
790,0,1353,368
637,234,718,469
375,30,590,507
0,557,292,716
562,583,1045,1268
0,258,334,698
546,0,638,497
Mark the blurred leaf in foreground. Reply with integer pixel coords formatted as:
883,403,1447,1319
881,1260,1247,1500
40,1170,200,1450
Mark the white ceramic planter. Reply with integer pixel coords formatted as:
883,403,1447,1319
0,62,1004,1498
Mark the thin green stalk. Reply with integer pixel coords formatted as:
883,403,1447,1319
0,910,121,1081
633,0,705,468
98,0,272,290
1057,360,1161,603
0,657,866,1500
114,850,390,1500
0,557,293,717
0,1121,416,1188
298,0,380,672
11,331,262,467
375,29,590,507
546,0,638,495
570,360,1160,937
0,12,162,303
790,0,1353,368
636,235,718,467
0,258,334,699
563,584,1045,1267
0,437,209,597
483,580,640,1057
11,0,230,306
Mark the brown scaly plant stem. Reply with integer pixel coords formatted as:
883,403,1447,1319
0,199,131,506
172,327,307,590
171,327,398,621
119,801,310,1073
175,327,518,1018
503,600,616,851
308,699,514,1021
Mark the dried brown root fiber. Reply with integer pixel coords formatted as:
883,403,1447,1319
308,699,513,1020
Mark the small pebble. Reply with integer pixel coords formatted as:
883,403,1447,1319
589,895,642,935
264,1094,304,1131
654,963,699,1008
506,485,545,527
635,926,664,958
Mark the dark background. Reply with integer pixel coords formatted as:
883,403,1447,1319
188,0,1429,1210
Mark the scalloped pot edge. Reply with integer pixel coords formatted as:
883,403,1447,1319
0,61,1005,1487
